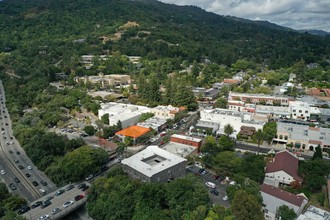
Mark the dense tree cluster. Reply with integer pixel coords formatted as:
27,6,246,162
87,169,210,220
0,183,26,218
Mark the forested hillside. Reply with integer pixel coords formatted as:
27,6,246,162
0,0,329,76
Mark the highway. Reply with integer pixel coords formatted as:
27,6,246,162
23,183,88,220
0,80,57,202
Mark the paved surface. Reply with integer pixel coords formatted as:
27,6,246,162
23,183,88,220
0,81,57,202
187,165,231,208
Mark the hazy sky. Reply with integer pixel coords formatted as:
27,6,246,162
159,0,330,32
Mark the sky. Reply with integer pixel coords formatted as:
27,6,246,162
159,0,330,32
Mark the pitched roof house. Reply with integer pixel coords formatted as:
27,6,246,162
261,184,308,220
265,150,303,186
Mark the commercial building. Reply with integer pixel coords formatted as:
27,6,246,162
255,105,290,119
261,183,308,220
137,117,167,132
98,102,149,128
227,100,245,112
228,92,292,106
150,105,181,120
170,134,203,151
121,145,187,182
273,122,330,151
297,205,330,220
199,108,264,137
75,73,130,88
162,142,198,158
289,101,311,120
115,125,151,144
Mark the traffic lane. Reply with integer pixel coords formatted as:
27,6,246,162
25,184,88,220
0,151,37,201
187,166,230,208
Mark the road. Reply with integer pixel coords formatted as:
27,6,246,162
0,80,57,202
23,183,88,220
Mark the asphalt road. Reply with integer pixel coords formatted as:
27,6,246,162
0,81,57,202
23,183,88,220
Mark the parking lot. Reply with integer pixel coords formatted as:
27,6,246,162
187,165,231,208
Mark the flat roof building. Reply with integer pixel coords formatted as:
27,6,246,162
162,142,197,158
137,117,167,132
121,145,187,182
98,102,150,128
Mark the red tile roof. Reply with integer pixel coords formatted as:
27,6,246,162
309,126,320,131
228,101,244,106
261,184,307,207
265,150,303,182
115,126,151,138
223,79,239,84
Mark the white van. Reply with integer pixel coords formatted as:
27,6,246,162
205,182,216,189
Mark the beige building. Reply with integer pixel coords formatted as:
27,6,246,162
150,105,180,120
75,73,130,88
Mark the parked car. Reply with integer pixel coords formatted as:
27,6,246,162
9,183,16,190
81,185,89,191
222,195,229,201
18,165,24,169
39,188,46,194
26,173,31,178
32,181,39,186
41,180,47,186
210,189,219,196
14,177,20,183
0,170,5,175
205,182,216,189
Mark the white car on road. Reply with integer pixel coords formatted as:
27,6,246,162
63,201,74,208
38,215,49,220
0,170,5,175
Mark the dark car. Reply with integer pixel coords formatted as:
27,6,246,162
210,189,219,196
44,195,54,202
74,194,84,201
41,200,51,209
41,180,47,186
16,151,21,155
77,183,86,189
14,177,20,183
9,183,17,190
18,205,31,215
5,123,8,126
32,181,39,186
31,201,42,209
26,173,31,178
212,175,220,180
81,185,89,191
55,189,65,196
198,168,205,174
9,150,13,154
14,159,19,163
18,165,24,169
65,184,74,191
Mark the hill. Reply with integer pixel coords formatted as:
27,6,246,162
0,0,329,75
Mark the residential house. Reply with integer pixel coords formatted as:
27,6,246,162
264,150,303,186
261,183,308,220
115,125,151,144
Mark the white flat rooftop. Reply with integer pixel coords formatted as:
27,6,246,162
297,205,330,220
162,142,197,158
171,134,202,143
121,145,186,177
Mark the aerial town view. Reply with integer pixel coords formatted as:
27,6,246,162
0,0,330,220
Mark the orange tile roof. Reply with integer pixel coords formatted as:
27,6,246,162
115,125,151,138
223,79,239,84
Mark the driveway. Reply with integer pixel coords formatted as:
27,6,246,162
187,165,231,207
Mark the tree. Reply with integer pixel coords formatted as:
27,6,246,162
218,136,235,151
312,145,323,160
231,190,263,220
263,122,277,145
84,125,95,136
254,129,264,155
101,113,109,125
214,98,227,109
278,205,297,220
224,124,234,137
